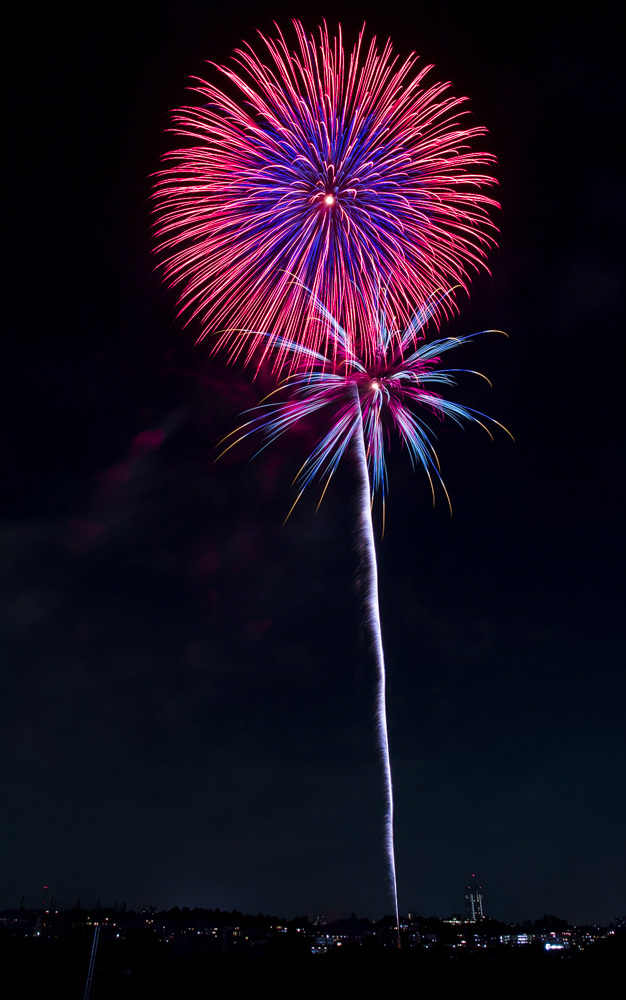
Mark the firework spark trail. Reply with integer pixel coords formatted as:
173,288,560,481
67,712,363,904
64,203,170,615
352,382,400,947
218,294,511,928
154,21,498,371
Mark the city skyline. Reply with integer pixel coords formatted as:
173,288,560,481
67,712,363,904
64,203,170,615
4,884,624,930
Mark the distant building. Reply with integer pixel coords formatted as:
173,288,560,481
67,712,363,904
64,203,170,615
500,932,531,946
465,875,484,921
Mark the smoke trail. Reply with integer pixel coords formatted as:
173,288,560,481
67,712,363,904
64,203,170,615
353,386,400,948
219,312,508,937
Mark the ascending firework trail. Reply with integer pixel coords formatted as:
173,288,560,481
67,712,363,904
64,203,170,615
217,292,511,937
352,379,399,946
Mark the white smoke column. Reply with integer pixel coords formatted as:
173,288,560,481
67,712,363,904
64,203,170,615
353,385,400,948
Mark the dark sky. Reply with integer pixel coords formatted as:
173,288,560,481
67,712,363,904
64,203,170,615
4,2,624,924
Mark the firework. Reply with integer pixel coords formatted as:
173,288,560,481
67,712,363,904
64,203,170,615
154,21,499,370
219,290,510,519
219,293,511,937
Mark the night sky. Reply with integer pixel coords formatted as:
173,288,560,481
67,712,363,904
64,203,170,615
4,2,624,925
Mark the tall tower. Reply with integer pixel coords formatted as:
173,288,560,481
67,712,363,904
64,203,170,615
465,874,484,921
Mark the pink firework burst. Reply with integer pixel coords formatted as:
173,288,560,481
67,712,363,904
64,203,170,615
154,21,499,370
